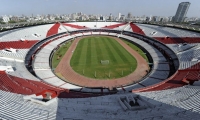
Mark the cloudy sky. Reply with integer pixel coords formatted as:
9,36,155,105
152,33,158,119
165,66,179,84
0,0,199,17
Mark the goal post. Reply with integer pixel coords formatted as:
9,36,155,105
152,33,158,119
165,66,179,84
101,60,109,65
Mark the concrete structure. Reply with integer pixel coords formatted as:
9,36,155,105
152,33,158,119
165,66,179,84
173,2,191,23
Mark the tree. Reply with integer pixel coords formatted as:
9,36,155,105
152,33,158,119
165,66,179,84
8,20,17,23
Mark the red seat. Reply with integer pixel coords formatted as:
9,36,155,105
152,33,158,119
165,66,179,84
0,73,62,95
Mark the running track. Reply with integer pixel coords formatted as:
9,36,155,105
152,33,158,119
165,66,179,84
55,36,149,89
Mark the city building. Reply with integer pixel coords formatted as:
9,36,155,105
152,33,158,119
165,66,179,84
173,2,191,23
127,12,132,19
109,13,113,20
120,15,125,21
2,15,10,23
118,13,121,20
99,15,105,21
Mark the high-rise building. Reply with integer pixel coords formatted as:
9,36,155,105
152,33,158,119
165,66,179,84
99,15,105,21
127,12,132,19
118,13,121,19
173,2,190,22
109,13,113,20
120,15,125,20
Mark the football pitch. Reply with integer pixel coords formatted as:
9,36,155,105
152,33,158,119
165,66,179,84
70,36,138,79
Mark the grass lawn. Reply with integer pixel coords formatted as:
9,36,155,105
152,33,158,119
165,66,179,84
121,39,149,62
70,36,137,79
52,41,72,68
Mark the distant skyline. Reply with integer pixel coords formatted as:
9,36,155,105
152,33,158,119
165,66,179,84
0,0,199,17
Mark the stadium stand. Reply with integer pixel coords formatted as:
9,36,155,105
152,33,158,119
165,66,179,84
136,23,200,37
0,22,200,119
129,22,145,35
0,24,54,42
56,86,200,120
102,22,127,29
63,23,88,30
46,23,61,37
0,40,38,50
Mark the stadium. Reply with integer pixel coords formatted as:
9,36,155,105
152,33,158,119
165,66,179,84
1,21,200,120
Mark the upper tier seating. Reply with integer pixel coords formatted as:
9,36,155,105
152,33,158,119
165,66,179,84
136,24,200,37
0,24,54,42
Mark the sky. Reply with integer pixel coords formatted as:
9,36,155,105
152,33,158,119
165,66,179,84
0,0,199,17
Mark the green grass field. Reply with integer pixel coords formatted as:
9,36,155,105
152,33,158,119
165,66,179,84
52,41,72,69
70,36,137,79
121,39,149,62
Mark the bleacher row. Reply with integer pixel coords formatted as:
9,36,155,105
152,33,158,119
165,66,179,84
138,86,200,114
0,58,39,81
0,85,199,119
0,49,29,60
0,40,38,50
133,68,200,92
167,43,197,53
179,61,199,70
178,48,200,61
55,85,200,120
137,23,200,37
0,90,57,120
0,24,54,42
0,71,61,95
175,47,200,70
154,37,200,44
